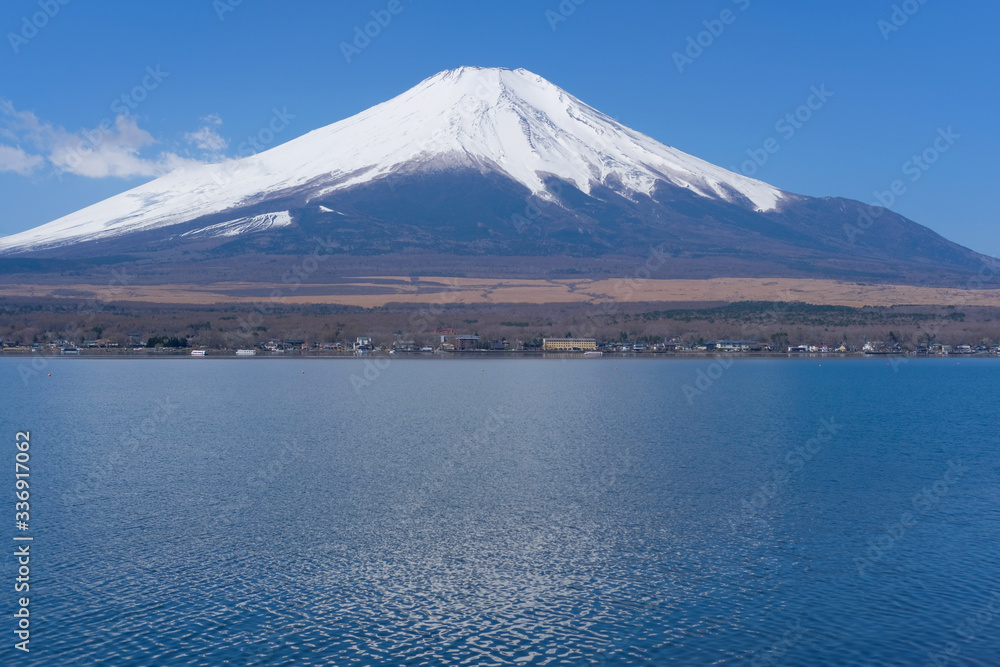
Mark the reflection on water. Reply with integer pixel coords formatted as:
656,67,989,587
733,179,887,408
3,357,999,665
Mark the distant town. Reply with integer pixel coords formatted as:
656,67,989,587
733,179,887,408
3,298,999,360
4,330,998,358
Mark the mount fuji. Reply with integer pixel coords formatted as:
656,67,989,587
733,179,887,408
0,67,992,286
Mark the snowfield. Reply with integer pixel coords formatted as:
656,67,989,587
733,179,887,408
0,67,786,254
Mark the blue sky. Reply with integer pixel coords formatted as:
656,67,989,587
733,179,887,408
1,0,997,256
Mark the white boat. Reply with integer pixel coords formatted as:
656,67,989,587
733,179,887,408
191,349,207,356
583,350,603,357
236,349,257,356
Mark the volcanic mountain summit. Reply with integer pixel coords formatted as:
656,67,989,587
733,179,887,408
0,67,992,286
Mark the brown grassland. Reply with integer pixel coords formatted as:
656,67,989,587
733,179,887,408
2,276,1000,308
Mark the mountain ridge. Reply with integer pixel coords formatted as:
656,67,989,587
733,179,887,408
0,66,788,254
0,66,993,290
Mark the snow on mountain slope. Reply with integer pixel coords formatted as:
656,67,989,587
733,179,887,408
0,67,786,254
180,211,292,239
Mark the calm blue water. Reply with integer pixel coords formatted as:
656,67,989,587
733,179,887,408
1,356,999,665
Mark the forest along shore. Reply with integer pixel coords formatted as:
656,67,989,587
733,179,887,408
1,297,997,356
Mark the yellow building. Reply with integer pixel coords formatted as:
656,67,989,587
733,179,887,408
542,338,597,351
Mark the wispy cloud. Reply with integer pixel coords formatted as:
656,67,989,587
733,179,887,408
47,114,203,179
0,99,222,180
0,144,44,175
184,113,228,154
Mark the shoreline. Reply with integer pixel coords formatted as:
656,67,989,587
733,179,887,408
2,350,995,361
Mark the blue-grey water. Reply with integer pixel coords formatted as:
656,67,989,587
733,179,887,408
2,356,999,665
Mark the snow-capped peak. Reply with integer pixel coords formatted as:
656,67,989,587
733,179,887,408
0,67,785,254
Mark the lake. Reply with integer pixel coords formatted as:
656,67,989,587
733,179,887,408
2,356,999,665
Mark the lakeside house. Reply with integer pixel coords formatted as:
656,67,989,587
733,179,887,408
718,340,754,352
542,338,597,351
454,334,480,350
392,339,418,353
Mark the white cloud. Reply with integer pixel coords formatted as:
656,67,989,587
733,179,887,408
0,99,215,180
47,115,205,179
0,100,50,147
0,144,44,175
184,114,228,153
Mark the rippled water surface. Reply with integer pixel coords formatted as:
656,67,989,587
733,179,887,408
2,357,999,665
